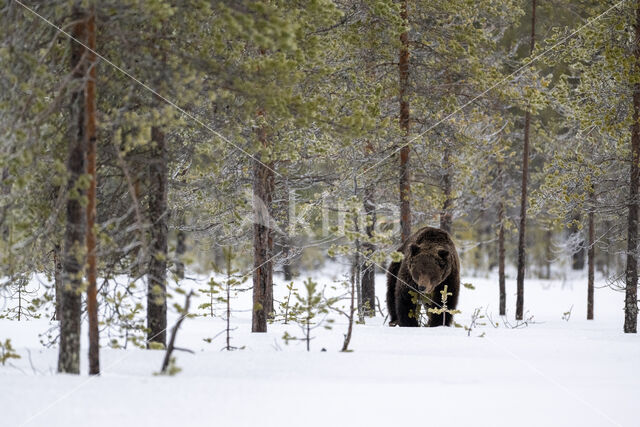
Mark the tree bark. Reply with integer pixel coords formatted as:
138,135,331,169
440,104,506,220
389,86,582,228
498,197,506,316
587,192,595,320
147,126,168,347
361,182,376,316
175,218,186,280
85,9,99,375
398,0,411,242
516,0,536,321
570,212,585,270
440,146,453,234
53,243,63,321
624,0,640,333
282,178,293,281
544,227,552,279
252,117,274,333
58,6,88,374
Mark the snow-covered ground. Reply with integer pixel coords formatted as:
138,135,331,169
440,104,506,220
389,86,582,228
1,265,638,427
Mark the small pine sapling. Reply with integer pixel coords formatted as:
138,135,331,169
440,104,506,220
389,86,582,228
198,271,222,318
0,339,20,365
0,274,42,321
427,285,461,326
272,281,302,325
101,279,147,349
220,247,245,351
199,248,245,350
282,278,335,351
326,277,357,352
465,307,487,337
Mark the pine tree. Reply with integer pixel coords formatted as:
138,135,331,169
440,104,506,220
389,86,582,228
59,4,90,374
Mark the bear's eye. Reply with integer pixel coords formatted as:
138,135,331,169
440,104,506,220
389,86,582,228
438,249,449,259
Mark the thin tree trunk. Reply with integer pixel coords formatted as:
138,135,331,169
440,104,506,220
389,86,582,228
175,217,186,280
603,219,612,275
354,222,363,322
85,9,99,375
252,116,274,333
440,146,453,234
282,178,293,281
147,126,168,347
361,182,376,316
624,0,640,333
544,227,552,279
516,0,536,321
226,256,232,351
341,270,356,352
58,6,88,374
587,191,595,320
570,212,585,270
53,243,63,321
398,0,411,242
498,197,506,316
1,166,10,244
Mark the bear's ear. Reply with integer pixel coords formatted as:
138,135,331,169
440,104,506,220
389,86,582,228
409,244,420,256
438,249,449,259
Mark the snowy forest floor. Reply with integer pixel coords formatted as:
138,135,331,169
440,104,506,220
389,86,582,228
1,264,638,427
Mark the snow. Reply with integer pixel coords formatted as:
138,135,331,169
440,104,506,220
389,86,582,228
1,265,638,427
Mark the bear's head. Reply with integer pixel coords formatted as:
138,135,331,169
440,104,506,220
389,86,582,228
405,242,452,294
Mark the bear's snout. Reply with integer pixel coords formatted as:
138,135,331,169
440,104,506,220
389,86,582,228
417,276,435,293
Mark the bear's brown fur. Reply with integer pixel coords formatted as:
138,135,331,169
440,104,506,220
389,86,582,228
386,226,460,327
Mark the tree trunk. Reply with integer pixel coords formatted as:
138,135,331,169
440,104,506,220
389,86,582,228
53,243,63,321
398,0,411,242
282,178,293,281
516,0,536,321
58,6,88,374
624,0,640,333
570,212,585,270
361,182,376,316
498,198,506,316
341,268,356,352
544,227,552,279
85,9,99,375
354,238,363,322
252,117,274,333
440,147,453,234
602,219,612,275
147,126,168,347
175,218,186,280
1,166,9,244
587,193,595,320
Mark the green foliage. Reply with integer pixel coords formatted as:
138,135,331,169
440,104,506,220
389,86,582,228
282,278,336,351
1,0,635,343
427,285,462,326
148,342,165,351
154,357,181,376
272,282,303,325
0,339,21,365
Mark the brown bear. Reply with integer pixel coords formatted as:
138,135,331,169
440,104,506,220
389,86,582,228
386,226,460,327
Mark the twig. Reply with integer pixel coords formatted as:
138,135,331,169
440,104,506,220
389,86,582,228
160,291,194,374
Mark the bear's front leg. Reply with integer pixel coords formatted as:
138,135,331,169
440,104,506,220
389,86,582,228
426,309,453,327
427,281,458,327
395,287,420,327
